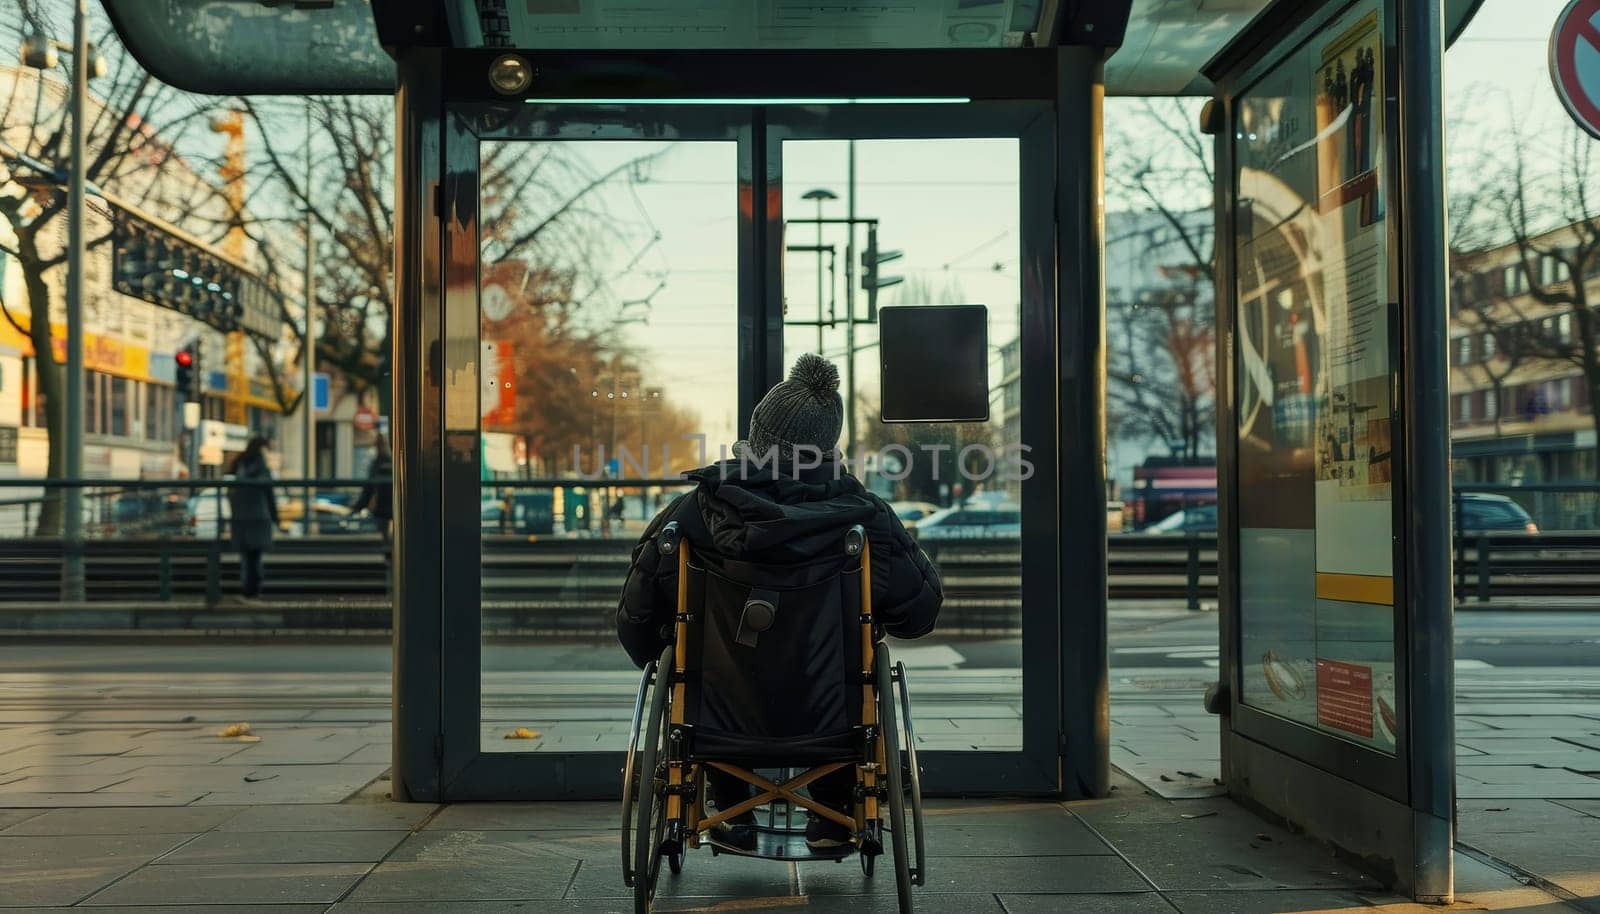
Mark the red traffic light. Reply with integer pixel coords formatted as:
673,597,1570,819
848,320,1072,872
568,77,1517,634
175,350,194,368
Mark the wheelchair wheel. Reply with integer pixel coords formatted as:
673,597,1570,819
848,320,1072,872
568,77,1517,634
876,649,914,914
894,660,927,887
620,655,658,888
633,646,672,913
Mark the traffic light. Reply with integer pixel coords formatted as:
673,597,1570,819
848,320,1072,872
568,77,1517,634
860,223,903,323
174,344,200,403
112,208,276,339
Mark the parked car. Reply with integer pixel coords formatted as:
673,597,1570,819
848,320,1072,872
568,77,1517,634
1457,493,1539,534
108,491,191,537
912,503,1021,540
1146,504,1218,534
890,500,942,528
188,487,370,539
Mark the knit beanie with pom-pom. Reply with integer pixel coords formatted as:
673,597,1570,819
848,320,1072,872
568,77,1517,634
746,353,844,462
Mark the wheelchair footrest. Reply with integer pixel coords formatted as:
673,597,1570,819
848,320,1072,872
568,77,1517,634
705,826,856,862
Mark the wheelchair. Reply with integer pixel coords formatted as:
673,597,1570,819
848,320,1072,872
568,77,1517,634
620,520,927,913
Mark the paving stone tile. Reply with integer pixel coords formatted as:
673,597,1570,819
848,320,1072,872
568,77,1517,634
0,791,204,807
1458,767,1600,786
0,748,127,773
803,855,1148,897
1551,798,1600,817
214,735,374,766
0,773,134,794
1464,716,1600,732
0,907,325,914
567,844,795,901
1457,781,1600,800
330,899,1002,914
0,807,47,830
1459,799,1591,833
1,806,244,835
998,893,1173,913
1165,889,1383,913
218,802,436,832
185,763,387,805
1451,850,1574,908
425,801,619,830
340,743,393,765
345,830,581,901
118,744,252,762
1459,801,1600,902
916,808,1112,856
0,833,192,906
194,788,371,806
85,862,372,906
0,712,75,724
157,828,409,865
1087,821,1381,892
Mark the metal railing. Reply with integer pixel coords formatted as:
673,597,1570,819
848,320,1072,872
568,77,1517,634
0,477,1596,633
1451,482,1600,604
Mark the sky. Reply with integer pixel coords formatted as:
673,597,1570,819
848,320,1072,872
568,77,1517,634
512,135,1025,451
13,0,1583,473
523,0,1585,461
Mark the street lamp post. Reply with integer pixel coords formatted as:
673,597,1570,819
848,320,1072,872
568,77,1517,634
302,101,316,537
801,188,837,354
845,142,858,457
22,4,104,601
64,1,88,600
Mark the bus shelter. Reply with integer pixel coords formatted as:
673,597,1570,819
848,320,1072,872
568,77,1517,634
103,0,1479,899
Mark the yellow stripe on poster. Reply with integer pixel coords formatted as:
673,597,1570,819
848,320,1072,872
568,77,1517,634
1315,573,1393,605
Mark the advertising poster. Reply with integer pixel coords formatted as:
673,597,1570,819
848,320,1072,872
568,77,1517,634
1234,2,1398,753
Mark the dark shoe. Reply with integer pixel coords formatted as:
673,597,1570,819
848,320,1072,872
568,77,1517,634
709,812,758,852
804,813,853,850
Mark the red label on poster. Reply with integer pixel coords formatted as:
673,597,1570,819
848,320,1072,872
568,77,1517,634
1316,659,1373,738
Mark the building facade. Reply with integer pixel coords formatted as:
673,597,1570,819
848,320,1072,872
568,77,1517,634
0,65,288,485
1449,224,1599,528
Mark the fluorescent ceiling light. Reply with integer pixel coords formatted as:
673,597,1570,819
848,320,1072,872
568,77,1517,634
522,97,971,105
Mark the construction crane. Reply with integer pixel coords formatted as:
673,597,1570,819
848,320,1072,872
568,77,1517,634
210,110,250,426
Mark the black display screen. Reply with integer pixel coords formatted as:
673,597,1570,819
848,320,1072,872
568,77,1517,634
878,305,989,423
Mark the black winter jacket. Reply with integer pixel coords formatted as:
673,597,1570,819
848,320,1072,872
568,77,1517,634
616,459,943,668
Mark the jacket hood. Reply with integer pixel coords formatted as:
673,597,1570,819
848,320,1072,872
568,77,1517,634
684,458,877,558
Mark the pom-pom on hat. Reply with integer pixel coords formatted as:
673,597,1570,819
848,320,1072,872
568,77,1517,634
746,353,844,462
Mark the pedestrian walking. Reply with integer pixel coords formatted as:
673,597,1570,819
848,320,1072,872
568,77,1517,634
356,435,393,549
227,436,279,600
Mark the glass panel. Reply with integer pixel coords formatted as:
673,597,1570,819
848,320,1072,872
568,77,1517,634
454,1,1042,50
1233,2,1398,754
477,139,738,752
100,0,394,94
781,137,1024,751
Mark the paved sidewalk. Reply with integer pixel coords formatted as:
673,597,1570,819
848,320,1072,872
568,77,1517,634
0,681,1583,913
2,623,1598,911
0,771,1580,912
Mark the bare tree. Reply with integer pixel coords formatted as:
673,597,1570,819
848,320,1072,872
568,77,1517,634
1448,99,1600,477
1104,98,1216,462
1107,275,1214,461
0,2,229,533
238,98,664,416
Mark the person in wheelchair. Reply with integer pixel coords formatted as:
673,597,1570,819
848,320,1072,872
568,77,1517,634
617,353,943,852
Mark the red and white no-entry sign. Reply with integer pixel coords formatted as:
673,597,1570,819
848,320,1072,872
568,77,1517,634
1551,0,1600,139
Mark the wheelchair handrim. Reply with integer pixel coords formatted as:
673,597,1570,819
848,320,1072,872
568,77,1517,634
620,658,657,887
896,660,927,887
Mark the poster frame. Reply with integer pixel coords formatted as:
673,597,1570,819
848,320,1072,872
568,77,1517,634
1213,0,1413,809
